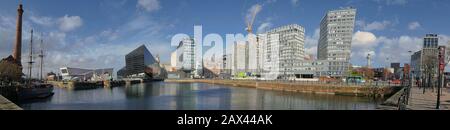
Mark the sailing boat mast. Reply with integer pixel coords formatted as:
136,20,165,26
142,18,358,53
28,29,34,82
39,33,44,81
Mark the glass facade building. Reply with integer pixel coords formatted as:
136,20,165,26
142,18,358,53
118,45,157,79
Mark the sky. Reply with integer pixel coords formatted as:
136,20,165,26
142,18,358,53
1,0,450,76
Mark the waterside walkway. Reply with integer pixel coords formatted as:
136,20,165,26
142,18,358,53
0,95,22,110
407,87,450,110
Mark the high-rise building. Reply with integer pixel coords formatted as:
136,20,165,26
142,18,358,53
232,41,248,75
424,34,438,48
421,34,440,77
411,34,440,79
263,24,305,79
175,38,195,71
317,7,357,77
411,50,422,79
171,37,201,77
117,45,158,79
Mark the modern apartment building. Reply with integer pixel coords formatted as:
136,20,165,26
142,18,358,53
262,24,306,79
317,7,357,77
170,37,201,77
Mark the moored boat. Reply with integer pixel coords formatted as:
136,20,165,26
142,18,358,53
17,82,54,100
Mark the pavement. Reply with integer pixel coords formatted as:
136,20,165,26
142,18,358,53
406,87,450,110
0,95,22,110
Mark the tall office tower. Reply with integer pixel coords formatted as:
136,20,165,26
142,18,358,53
256,34,267,75
233,41,248,75
423,34,438,48
317,7,356,77
421,34,439,78
176,38,197,72
264,24,305,79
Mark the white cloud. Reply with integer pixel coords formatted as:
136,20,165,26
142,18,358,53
246,4,263,27
305,47,317,60
100,29,120,41
351,31,378,66
58,15,83,32
375,0,408,5
357,20,392,31
30,15,54,26
257,22,272,33
137,0,161,12
305,28,320,58
386,0,408,5
353,31,377,47
408,21,421,30
375,36,422,65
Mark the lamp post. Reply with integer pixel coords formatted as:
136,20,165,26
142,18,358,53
406,51,413,105
436,46,446,109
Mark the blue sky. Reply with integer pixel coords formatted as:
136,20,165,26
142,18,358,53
1,0,450,75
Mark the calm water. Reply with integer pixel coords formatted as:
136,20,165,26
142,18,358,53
18,82,382,110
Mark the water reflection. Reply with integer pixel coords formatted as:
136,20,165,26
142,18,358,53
18,82,381,110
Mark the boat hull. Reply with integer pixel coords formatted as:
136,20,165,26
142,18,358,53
18,84,54,100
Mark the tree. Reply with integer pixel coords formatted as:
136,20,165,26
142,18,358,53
422,51,438,91
351,67,374,80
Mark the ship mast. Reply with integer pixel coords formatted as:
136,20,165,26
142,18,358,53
39,33,44,81
28,29,34,83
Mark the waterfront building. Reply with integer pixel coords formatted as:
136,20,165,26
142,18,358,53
177,38,196,71
232,41,248,76
255,33,267,76
391,63,401,79
372,67,394,80
411,50,422,79
117,45,160,79
203,55,222,75
170,51,177,72
262,24,306,79
410,34,440,79
170,37,202,78
295,60,329,78
60,67,113,81
317,7,357,78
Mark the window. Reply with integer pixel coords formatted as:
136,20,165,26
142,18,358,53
61,69,68,74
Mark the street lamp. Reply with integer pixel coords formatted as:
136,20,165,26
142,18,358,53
407,50,413,105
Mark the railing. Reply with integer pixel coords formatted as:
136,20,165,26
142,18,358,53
223,79,397,87
396,84,412,110
397,88,408,110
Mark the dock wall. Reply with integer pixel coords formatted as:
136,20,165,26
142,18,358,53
165,79,402,98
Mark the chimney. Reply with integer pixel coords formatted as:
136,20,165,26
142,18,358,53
12,3,24,65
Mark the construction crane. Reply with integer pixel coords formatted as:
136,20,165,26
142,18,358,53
245,4,261,34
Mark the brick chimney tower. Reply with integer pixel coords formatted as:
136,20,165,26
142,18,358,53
12,2,24,65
